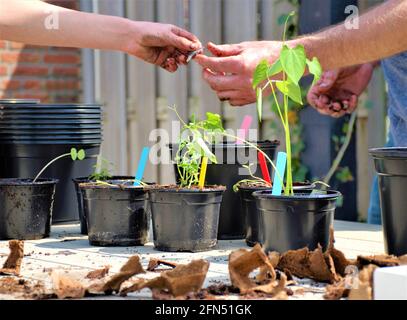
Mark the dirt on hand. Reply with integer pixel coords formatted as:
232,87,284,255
120,259,209,297
0,240,24,276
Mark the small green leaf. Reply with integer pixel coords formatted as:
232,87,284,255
280,44,306,84
77,149,85,160
204,112,223,131
276,80,303,105
256,87,263,122
267,59,283,77
306,57,322,86
70,148,77,161
252,59,269,89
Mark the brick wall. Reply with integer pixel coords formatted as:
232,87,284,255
0,0,82,103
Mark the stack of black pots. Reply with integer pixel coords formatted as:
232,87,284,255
0,99,102,223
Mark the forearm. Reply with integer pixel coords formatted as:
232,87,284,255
291,0,407,69
0,0,134,52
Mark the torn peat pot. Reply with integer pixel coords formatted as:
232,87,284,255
120,260,209,297
228,244,287,298
79,180,151,246
0,240,24,276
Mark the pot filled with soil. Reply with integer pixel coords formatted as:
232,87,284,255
369,147,407,256
170,140,279,240
80,179,151,246
73,175,135,235
148,185,225,252
0,178,58,240
236,182,316,247
253,189,341,253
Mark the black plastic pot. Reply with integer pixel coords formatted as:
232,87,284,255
170,141,279,240
0,178,58,240
370,147,407,256
0,124,101,130
0,119,101,125
0,109,101,115
81,180,150,246
148,187,225,252
73,176,136,235
238,182,316,247
253,190,341,253
0,99,40,105
0,130,102,135
0,144,100,222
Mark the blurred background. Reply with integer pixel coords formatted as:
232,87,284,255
0,0,386,222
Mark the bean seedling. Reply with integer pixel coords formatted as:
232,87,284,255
33,148,85,183
252,12,322,195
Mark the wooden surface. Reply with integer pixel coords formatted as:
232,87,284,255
0,220,385,300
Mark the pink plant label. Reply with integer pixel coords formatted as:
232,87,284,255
237,115,253,144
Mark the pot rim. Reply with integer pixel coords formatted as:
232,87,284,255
369,147,407,159
79,180,155,190
252,189,341,201
237,181,316,192
168,140,280,150
0,178,59,186
147,184,226,193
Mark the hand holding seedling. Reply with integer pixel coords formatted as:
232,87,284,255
307,63,376,118
194,41,283,106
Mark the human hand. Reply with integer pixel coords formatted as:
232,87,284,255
126,22,202,72
307,63,376,118
194,41,282,106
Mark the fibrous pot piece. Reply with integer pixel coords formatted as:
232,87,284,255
147,258,177,272
0,240,24,276
357,254,403,268
326,227,353,276
324,278,350,300
228,244,287,298
97,255,145,294
120,259,209,297
52,270,86,299
0,277,54,300
86,266,110,280
276,245,340,283
348,264,377,300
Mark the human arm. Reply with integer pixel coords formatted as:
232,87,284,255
0,0,201,72
195,0,407,105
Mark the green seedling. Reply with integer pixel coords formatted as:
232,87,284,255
170,107,283,189
252,11,322,195
89,155,114,181
33,148,85,183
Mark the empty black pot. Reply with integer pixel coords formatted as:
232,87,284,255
81,180,150,246
253,190,341,253
73,176,136,235
370,147,407,255
169,141,279,240
0,144,100,222
0,99,40,105
0,178,58,240
238,182,316,247
148,187,225,252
